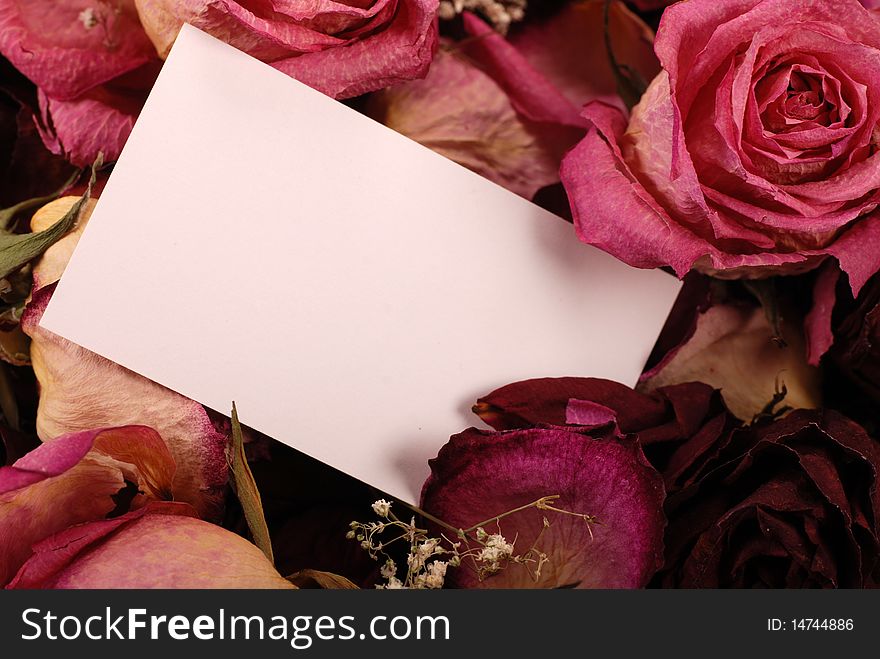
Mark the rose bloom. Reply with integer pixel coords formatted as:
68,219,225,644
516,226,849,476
134,0,439,98
562,0,880,295
659,410,880,587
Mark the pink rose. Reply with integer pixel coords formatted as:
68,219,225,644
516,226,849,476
0,0,161,165
561,0,880,296
134,0,439,99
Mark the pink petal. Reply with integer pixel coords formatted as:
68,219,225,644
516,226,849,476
421,427,666,588
36,62,159,166
9,502,296,588
639,303,821,420
459,11,584,128
135,0,439,99
565,399,618,426
804,262,842,365
367,46,572,199
0,426,175,586
508,0,660,116
22,291,227,520
0,0,156,100
560,100,709,276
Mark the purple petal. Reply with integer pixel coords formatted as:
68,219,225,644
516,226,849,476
421,427,666,588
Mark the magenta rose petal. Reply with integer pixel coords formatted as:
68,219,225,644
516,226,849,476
805,262,841,365
8,501,295,589
276,0,438,99
135,0,439,99
0,426,176,586
36,62,159,166
0,0,156,100
421,427,666,588
560,101,709,276
507,0,660,115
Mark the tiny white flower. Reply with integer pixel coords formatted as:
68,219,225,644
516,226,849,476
372,499,392,518
78,7,98,29
380,559,397,580
385,576,404,590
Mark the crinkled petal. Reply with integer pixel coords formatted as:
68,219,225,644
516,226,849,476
9,501,296,588
135,0,439,99
805,262,842,365
421,427,666,588
0,425,175,586
638,303,821,420
0,0,156,100
509,0,660,116
368,46,572,199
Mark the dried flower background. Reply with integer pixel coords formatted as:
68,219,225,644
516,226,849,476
2,0,880,590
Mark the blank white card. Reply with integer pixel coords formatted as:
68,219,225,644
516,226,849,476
41,25,682,503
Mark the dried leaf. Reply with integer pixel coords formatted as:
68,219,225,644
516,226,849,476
286,569,359,589
229,402,274,564
0,159,97,280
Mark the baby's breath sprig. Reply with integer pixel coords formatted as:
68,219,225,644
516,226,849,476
438,0,528,34
77,1,123,50
348,495,598,589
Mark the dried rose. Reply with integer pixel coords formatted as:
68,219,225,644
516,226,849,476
0,425,175,585
22,197,228,519
134,0,439,99
660,410,880,587
0,1,161,165
474,377,740,494
561,0,880,294
9,501,295,588
421,425,666,588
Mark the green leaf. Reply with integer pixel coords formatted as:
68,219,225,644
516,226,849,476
229,402,275,564
0,169,80,231
0,160,97,281
285,569,360,589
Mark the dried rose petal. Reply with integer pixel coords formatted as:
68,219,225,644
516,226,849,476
638,303,822,420
0,0,156,100
0,425,175,585
22,198,228,519
368,46,572,199
134,0,439,99
9,502,296,588
421,426,666,588
36,62,160,166
475,377,740,494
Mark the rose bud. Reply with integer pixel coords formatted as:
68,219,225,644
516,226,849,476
421,425,666,588
0,425,176,586
659,409,880,588
134,0,438,99
561,0,880,295
9,502,295,588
